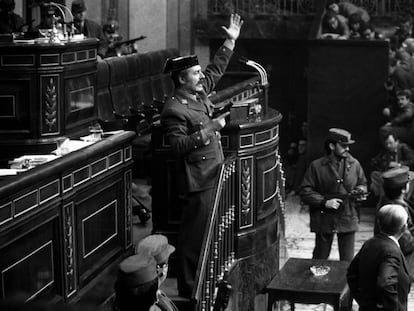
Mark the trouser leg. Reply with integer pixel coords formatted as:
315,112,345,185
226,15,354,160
337,232,355,261
177,188,214,297
313,232,334,259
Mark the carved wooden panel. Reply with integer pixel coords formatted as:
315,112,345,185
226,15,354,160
63,202,77,298
239,157,253,229
41,75,60,135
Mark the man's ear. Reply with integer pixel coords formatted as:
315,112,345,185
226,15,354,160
329,142,335,151
178,73,186,85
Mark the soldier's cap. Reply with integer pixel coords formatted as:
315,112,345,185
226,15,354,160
327,128,355,144
135,234,175,265
71,0,86,14
116,253,158,288
163,55,199,73
382,166,414,189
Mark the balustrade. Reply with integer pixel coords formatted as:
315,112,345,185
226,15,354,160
196,0,412,18
194,157,237,311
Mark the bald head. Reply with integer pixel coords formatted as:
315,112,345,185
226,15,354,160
378,204,408,236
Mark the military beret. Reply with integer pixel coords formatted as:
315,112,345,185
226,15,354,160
163,55,199,73
117,253,157,288
382,166,414,189
327,128,355,144
71,0,86,14
135,234,175,265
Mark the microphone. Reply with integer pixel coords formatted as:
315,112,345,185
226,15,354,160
238,57,268,86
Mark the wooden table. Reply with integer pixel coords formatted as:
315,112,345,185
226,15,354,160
265,258,351,311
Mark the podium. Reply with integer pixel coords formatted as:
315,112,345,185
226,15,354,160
0,39,99,163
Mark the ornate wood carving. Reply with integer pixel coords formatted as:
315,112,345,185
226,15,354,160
42,76,59,135
240,157,253,228
63,202,77,298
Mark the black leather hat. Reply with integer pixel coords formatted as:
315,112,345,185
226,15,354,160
163,55,199,73
328,128,355,144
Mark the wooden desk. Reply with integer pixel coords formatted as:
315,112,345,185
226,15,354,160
266,258,351,311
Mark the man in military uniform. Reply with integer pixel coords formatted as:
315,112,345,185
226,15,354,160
161,13,243,297
300,128,367,261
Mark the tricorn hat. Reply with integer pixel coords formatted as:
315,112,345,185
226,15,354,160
327,128,355,144
135,234,175,265
163,55,199,73
116,253,158,288
382,166,414,189
71,0,86,14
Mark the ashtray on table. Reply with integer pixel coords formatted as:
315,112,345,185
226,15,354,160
310,265,330,277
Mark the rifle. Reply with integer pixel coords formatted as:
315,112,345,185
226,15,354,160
114,35,146,48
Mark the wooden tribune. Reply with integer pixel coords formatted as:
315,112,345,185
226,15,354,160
0,131,135,303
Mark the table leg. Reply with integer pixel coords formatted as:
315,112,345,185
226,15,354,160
290,302,295,311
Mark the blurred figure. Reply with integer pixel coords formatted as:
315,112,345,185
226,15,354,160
327,0,370,24
0,0,25,34
321,11,350,40
348,13,366,39
347,204,410,311
393,14,414,48
103,21,121,58
71,0,107,59
361,23,383,40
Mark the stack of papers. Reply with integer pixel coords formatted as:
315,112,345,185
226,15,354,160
9,155,59,169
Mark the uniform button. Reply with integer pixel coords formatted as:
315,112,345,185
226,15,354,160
197,136,200,140
194,146,197,149
202,156,206,160
332,230,338,233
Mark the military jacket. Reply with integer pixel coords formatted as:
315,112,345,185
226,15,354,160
161,45,233,192
300,154,367,233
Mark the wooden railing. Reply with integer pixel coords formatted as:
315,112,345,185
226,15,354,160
195,0,412,18
193,156,237,311
343,0,414,17
199,0,317,17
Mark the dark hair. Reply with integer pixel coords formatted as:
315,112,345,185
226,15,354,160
383,184,406,200
324,138,336,155
171,69,189,89
396,89,412,99
115,278,158,311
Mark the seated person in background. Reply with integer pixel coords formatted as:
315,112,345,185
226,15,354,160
327,0,370,24
71,0,107,59
348,13,366,39
393,14,414,48
321,11,350,40
376,167,414,279
361,23,383,40
383,89,414,127
103,22,121,58
370,131,414,198
0,0,25,34
115,253,161,311
136,234,178,311
381,89,414,147
387,51,414,93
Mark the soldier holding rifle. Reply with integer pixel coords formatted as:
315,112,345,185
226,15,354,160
300,128,367,261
